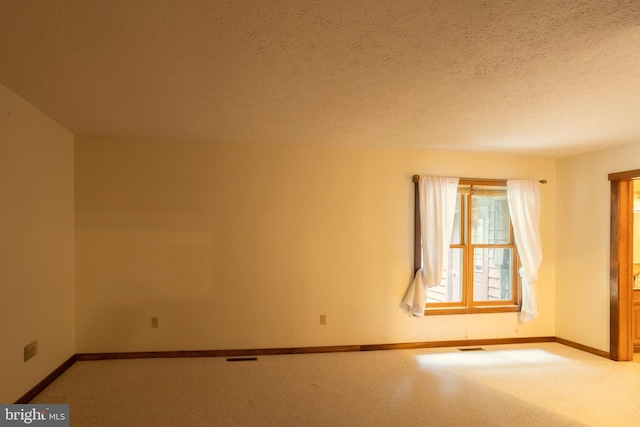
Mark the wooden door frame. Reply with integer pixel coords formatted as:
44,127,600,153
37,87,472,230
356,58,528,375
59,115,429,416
609,169,639,361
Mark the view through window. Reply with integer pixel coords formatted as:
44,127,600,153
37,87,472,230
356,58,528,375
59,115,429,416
426,183,520,314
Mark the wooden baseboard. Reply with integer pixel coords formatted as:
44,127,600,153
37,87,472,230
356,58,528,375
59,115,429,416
14,355,76,404
16,336,610,403
361,336,556,351
75,345,361,361
76,338,559,361
554,337,610,359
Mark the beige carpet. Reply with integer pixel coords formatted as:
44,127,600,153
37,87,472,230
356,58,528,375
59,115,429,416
31,343,640,426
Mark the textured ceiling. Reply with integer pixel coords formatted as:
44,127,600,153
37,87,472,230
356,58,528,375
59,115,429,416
1,0,639,157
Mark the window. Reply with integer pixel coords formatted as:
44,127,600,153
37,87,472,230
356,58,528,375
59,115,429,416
425,182,520,314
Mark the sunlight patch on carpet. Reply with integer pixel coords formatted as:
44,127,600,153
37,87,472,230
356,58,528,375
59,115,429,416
414,349,569,369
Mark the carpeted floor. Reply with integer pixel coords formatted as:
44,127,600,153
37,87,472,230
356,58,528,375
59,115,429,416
31,343,640,426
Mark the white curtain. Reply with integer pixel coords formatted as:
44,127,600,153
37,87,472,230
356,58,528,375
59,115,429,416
507,180,543,323
402,176,459,317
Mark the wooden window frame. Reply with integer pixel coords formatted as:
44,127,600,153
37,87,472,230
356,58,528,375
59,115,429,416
415,179,521,316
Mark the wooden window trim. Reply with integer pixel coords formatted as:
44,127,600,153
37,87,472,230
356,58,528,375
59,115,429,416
414,180,522,315
425,305,521,316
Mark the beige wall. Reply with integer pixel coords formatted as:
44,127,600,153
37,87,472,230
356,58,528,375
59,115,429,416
75,136,556,353
556,141,640,352
0,84,75,402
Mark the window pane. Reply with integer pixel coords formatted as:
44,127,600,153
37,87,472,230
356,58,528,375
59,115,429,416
427,248,463,303
471,192,510,244
472,248,513,301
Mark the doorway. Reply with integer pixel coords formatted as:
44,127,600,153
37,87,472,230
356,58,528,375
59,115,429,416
632,180,640,361
609,169,640,361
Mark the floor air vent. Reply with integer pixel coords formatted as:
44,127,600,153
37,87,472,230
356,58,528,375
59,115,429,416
226,357,258,362
458,347,485,352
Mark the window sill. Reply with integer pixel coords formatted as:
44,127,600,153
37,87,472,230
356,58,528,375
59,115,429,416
424,305,521,315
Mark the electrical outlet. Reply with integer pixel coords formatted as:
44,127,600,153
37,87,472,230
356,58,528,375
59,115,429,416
151,317,159,328
24,340,37,362
320,314,327,325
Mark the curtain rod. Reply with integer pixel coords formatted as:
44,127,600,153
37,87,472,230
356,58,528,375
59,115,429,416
412,175,547,184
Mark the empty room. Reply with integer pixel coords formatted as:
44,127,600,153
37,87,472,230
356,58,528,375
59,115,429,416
2,1,640,426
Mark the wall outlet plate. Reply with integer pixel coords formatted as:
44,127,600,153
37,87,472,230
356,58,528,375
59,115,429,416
24,340,37,362
151,317,159,328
